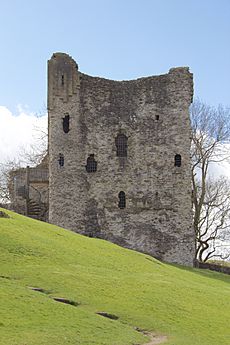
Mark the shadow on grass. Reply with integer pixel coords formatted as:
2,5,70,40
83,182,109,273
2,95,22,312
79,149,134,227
28,286,80,307
169,262,230,285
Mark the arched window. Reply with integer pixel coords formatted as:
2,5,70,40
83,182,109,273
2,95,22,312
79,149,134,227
115,134,128,157
58,154,64,167
118,191,126,209
175,154,181,167
86,154,97,173
63,114,70,133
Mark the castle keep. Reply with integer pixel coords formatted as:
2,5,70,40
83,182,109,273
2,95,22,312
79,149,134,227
9,53,194,266
48,53,194,266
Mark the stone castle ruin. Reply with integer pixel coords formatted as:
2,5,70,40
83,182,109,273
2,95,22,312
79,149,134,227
11,52,195,266
9,157,49,221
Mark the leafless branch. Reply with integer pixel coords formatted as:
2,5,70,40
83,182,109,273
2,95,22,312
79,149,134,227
191,99,230,262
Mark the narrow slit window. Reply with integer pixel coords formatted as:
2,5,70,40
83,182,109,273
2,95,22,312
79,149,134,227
58,154,64,167
63,114,70,133
118,191,126,209
115,134,128,157
61,75,64,86
86,154,97,173
175,154,181,167
155,115,159,120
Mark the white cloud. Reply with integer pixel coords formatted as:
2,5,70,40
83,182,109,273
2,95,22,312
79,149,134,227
0,105,47,163
206,143,230,180
209,161,230,179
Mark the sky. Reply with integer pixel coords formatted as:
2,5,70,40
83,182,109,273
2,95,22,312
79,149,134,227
0,0,230,161
0,105,47,163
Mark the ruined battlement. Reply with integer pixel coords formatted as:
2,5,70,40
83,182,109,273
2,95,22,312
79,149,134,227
48,53,194,266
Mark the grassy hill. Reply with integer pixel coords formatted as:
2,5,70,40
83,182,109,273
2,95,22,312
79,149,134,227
0,209,230,345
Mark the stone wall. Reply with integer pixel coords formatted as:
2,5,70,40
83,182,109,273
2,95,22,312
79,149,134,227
9,163,49,221
48,52,195,266
195,261,230,275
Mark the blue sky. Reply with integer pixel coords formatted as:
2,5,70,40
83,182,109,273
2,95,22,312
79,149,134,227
0,0,230,114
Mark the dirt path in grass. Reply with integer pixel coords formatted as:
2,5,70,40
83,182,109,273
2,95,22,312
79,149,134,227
143,332,168,345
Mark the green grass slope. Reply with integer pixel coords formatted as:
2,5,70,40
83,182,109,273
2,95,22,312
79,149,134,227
1,209,230,345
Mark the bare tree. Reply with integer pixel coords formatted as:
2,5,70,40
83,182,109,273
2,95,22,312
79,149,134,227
0,166,10,204
0,158,22,204
0,114,48,205
191,99,230,262
18,114,48,166
195,177,230,262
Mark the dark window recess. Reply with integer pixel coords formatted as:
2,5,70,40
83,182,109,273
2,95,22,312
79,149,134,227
175,154,182,167
63,114,70,133
155,115,159,120
86,154,97,173
58,154,64,167
61,75,64,86
118,191,126,209
115,134,128,157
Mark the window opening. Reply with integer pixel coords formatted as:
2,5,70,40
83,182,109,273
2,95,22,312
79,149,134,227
175,154,181,167
155,115,159,120
63,114,70,133
118,191,126,209
86,154,97,173
115,134,128,157
61,75,64,86
58,154,64,167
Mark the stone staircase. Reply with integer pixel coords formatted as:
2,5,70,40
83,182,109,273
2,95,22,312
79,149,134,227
27,199,47,220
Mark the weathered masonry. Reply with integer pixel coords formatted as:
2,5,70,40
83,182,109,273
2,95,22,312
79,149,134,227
48,52,194,266
9,158,49,221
